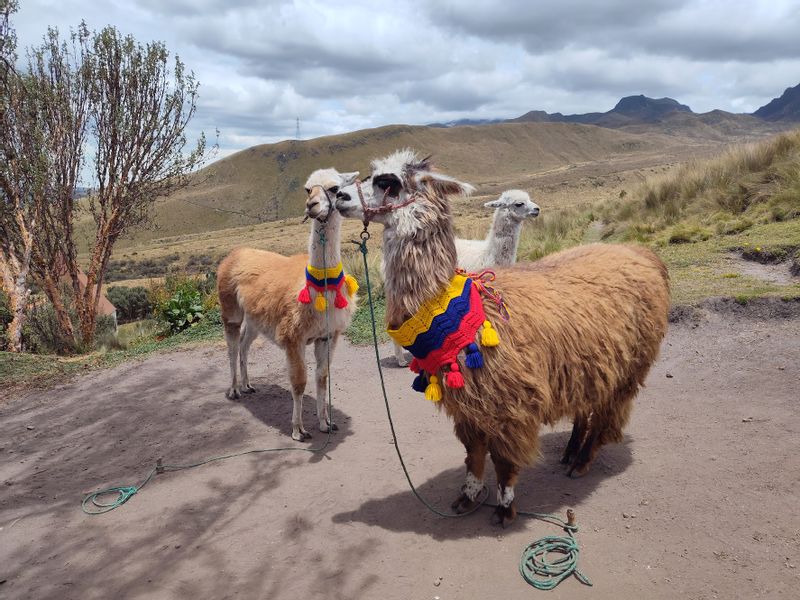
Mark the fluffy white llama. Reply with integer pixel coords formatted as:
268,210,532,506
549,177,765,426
455,190,540,271
217,169,360,441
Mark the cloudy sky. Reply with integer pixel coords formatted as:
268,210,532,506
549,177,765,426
13,0,800,159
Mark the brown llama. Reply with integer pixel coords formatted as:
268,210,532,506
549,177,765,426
217,168,360,441
334,149,670,526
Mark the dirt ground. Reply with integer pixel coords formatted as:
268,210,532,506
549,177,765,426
1,306,799,599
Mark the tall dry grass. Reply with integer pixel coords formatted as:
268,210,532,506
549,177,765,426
603,129,800,241
518,208,595,260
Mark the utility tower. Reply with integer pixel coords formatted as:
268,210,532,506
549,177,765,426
295,117,300,140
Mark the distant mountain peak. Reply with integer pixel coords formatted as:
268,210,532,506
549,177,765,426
753,83,800,122
611,95,692,121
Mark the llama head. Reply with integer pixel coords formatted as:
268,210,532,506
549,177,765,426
335,148,474,238
484,190,540,222
304,168,359,221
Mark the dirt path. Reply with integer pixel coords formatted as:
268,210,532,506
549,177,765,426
1,310,799,599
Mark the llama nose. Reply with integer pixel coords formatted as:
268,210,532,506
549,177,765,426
336,191,351,202
530,206,540,217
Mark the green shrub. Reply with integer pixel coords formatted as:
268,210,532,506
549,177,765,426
20,284,122,355
107,286,152,323
105,253,181,281
667,224,711,244
23,301,77,355
715,218,753,236
158,288,205,332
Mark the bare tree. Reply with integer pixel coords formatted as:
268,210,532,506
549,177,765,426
1,19,207,350
71,26,207,344
26,24,91,348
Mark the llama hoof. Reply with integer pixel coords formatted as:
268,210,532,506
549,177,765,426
292,429,312,442
396,357,409,368
243,384,256,394
450,493,479,514
567,462,590,478
319,421,338,433
491,504,517,528
225,387,241,400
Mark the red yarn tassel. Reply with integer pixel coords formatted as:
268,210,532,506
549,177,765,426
334,291,348,309
297,286,311,304
445,363,464,388
409,358,421,373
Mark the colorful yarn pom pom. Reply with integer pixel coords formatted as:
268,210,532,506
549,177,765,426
409,358,421,373
302,262,353,311
481,320,500,347
314,294,327,312
334,291,348,309
425,375,442,402
465,342,484,368
412,372,428,393
445,363,464,388
345,274,359,296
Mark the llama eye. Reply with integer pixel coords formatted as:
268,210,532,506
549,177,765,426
304,187,311,194
328,186,339,194
515,202,524,207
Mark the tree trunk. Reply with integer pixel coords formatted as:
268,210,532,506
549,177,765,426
0,244,32,353
40,272,76,348
6,277,29,352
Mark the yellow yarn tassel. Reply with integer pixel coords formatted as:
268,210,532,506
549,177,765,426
424,375,442,402
481,320,500,346
314,293,327,312
345,274,359,296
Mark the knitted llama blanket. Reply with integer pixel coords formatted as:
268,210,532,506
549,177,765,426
388,274,500,401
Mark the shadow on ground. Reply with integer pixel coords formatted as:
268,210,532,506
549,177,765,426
332,430,633,540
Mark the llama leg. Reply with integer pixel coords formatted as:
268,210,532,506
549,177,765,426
489,451,520,528
286,342,311,441
314,335,339,433
569,380,637,476
567,422,601,478
224,321,242,400
239,321,258,394
393,341,408,367
451,421,488,513
560,414,588,465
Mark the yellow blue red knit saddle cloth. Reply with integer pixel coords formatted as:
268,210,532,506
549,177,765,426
387,274,500,401
297,262,359,311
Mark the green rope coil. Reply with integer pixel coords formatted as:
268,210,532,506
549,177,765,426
354,233,592,591
519,529,592,590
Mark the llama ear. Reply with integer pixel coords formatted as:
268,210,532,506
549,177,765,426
415,171,475,197
406,154,433,174
340,171,359,186
484,199,503,208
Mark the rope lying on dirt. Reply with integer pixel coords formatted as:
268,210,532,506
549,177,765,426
353,231,592,591
82,228,339,515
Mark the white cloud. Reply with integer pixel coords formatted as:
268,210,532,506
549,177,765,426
12,0,800,156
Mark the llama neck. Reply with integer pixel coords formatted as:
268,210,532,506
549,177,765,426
382,209,458,329
486,212,522,265
308,211,342,269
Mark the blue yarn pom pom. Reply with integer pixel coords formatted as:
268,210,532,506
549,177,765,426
465,343,484,369
411,372,428,393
